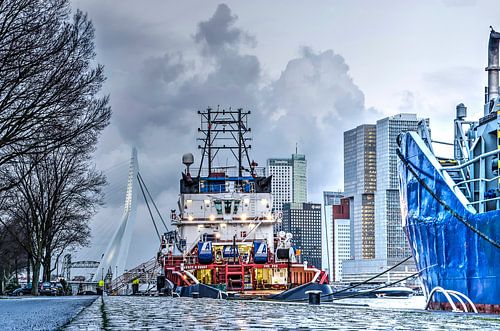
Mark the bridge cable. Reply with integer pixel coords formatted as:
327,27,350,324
137,172,169,232
137,173,161,242
396,148,500,249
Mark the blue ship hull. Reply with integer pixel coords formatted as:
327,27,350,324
398,132,500,314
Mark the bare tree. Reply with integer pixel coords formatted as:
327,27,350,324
40,150,104,281
2,144,105,293
0,0,111,192
0,0,111,294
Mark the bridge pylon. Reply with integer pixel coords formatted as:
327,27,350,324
93,148,139,281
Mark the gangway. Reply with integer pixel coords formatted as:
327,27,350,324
109,257,160,295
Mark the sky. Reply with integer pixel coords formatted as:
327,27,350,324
71,0,498,268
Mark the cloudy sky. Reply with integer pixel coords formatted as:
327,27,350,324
71,0,498,267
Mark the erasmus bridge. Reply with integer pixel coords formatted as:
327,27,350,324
61,148,169,291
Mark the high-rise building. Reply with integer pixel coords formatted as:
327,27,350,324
322,191,344,281
266,158,293,212
282,202,322,268
342,114,426,283
267,153,307,232
343,125,376,260
292,154,307,203
375,113,429,265
332,198,351,282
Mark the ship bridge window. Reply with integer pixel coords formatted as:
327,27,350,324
224,200,232,214
233,200,240,214
214,200,223,215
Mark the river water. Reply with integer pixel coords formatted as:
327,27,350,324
66,296,500,330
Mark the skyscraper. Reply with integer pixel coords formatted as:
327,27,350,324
266,158,293,212
267,153,307,232
282,202,322,268
375,113,429,265
343,124,376,260
292,154,307,203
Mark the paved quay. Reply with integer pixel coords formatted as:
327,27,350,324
69,296,500,330
0,296,98,331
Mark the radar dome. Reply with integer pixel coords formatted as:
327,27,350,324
182,153,194,166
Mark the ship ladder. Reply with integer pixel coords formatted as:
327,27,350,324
425,286,478,313
226,264,245,291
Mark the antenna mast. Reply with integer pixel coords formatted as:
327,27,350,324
197,107,252,178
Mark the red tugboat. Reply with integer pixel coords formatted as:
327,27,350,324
157,107,328,298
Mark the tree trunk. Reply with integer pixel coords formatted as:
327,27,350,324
27,253,31,284
1,269,5,295
32,260,41,295
43,253,52,282
15,258,18,284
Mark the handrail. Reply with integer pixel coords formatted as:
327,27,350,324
453,175,500,187
447,290,478,313
468,196,500,206
425,286,478,313
447,292,468,312
444,148,500,170
426,286,460,312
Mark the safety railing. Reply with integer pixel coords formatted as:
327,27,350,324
441,148,500,212
110,257,160,294
425,286,478,313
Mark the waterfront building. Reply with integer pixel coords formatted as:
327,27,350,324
331,198,351,282
375,113,429,265
267,153,307,232
282,202,322,268
322,191,344,281
343,124,376,260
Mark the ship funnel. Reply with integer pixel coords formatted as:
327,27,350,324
485,27,500,114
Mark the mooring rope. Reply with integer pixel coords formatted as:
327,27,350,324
280,256,414,302
331,270,420,301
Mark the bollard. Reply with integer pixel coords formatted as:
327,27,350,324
305,290,322,305
192,291,199,298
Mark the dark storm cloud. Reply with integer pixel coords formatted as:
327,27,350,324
194,3,256,55
110,3,261,146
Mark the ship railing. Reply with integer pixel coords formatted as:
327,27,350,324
467,195,500,206
452,175,500,209
109,257,160,294
441,147,500,212
195,167,266,177
199,182,257,194
444,148,500,170
425,286,478,313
